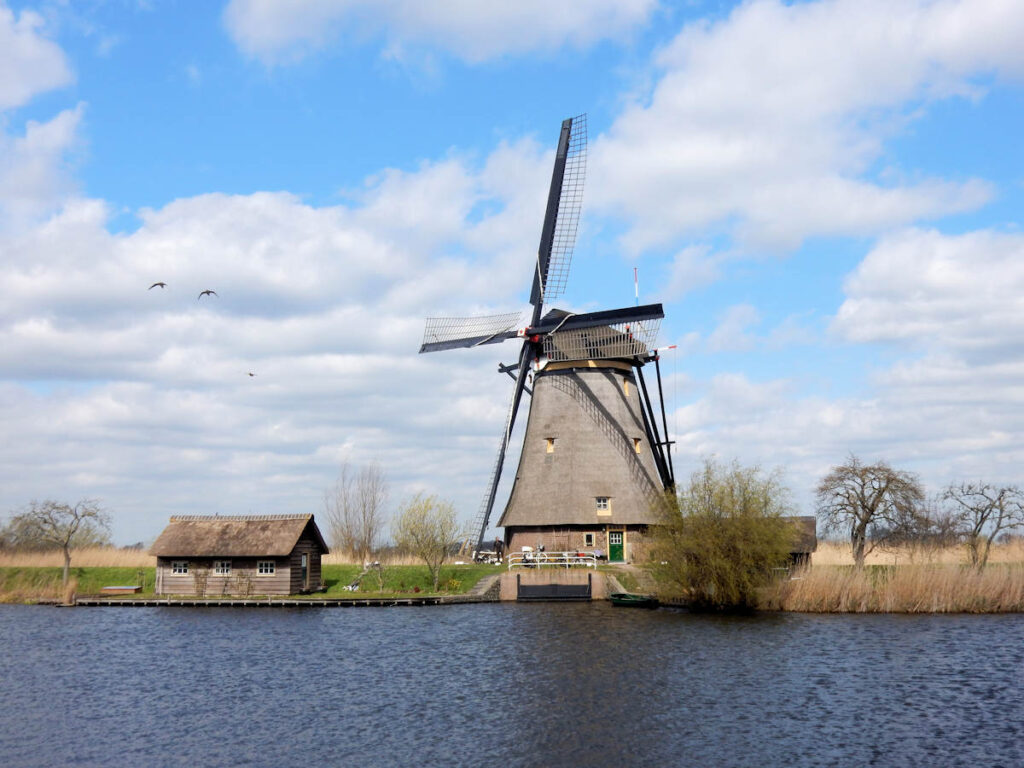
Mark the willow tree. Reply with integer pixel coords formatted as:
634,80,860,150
392,494,464,592
651,458,795,610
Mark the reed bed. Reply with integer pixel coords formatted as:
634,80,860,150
812,539,1024,566
321,551,466,567
0,547,155,568
762,563,1024,613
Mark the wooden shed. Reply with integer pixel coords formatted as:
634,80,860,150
788,515,818,566
150,514,328,596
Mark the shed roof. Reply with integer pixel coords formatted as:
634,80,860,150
149,514,328,557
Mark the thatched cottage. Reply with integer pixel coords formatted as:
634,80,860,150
150,514,328,596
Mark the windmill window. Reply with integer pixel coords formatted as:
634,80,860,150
624,380,630,397
633,438,642,453
596,497,609,510
546,437,555,453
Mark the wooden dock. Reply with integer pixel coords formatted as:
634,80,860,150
74,594,496,607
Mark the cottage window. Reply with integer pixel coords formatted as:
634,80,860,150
584,533,595,547
214,560,231,575
257,560,275,575
596,497,609,511
171,560,188,574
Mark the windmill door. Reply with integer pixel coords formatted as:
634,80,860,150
608,531,624,562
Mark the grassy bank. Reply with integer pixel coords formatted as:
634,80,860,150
0,563,501,603
760,564,1024,613
0,567,155,603
319,563,499,597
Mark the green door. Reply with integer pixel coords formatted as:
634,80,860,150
608,531,624,562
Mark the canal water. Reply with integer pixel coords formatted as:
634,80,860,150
1,603,1022,767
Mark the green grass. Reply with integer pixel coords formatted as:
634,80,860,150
0,567,156,602
605,566,640,593
322,563,501,596
0,563,503,602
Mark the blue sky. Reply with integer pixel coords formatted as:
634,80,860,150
2,0,1023,544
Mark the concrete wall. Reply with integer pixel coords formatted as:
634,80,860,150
499,569,609,601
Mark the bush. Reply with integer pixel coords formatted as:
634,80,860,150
650,458,795,610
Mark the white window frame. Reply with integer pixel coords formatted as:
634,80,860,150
257,560,275,575
596,497,609,510
584,533,595,547
171,560,188,574
214,560,231,575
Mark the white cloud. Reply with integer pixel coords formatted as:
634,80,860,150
663,244,720,300
832,227,1024,361
0,4,73,109
223,0,656,64
706,303,760,352
669,222,1024,510
670,359,1024,515
591,0,1024,251
0,105,84,231
0,139,555,542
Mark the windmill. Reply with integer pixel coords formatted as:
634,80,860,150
419,115,675,561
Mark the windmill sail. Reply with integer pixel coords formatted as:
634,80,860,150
530,114,587,314
420,312,521,354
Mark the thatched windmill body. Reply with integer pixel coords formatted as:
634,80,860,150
420,115,674,563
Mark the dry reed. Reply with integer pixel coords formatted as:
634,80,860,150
322,550,472,567
0,547,155,568
762,564,1024,613
812,539,1024,567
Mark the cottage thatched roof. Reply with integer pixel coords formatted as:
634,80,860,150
149,514,328,557
788,515,817,554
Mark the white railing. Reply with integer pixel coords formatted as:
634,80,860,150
507,551,598,570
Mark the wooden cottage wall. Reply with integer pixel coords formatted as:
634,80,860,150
155,556,292,596
289,530,324,593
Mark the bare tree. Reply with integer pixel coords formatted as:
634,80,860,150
392,494,464,592
815,456,924,568
5,499,111,586
323,462,389,563
942,483,1024,568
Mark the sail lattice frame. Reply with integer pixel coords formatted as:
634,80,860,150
421,312,522,349
540,113,586,307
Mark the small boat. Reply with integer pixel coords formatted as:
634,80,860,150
608,592,659,608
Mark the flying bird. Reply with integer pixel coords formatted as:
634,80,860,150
247,372,256,377
148,282,166,290
198,289,218,299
